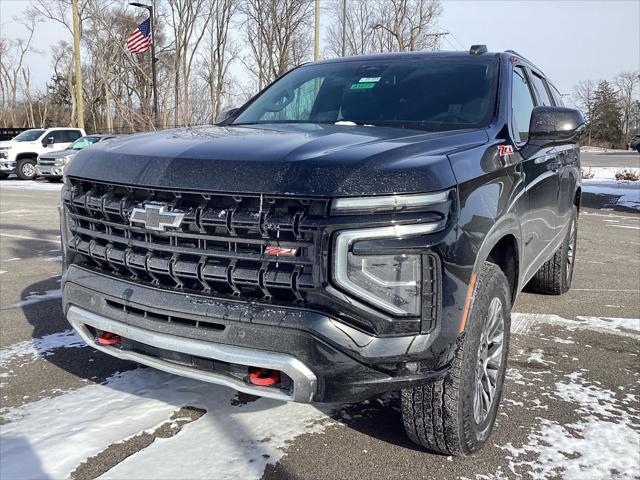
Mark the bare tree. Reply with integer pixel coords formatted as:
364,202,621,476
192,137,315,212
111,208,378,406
326,0,378,56
201,0,239,122
0,15,40,127
240,0,313,90
166,0,212,126
614,71,639,139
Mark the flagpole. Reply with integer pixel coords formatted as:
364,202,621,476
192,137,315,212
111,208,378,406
130,2,158,128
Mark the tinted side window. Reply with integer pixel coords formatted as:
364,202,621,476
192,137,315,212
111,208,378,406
64,130,82,142
50,130,67,143
511,67,535,143
530,73,553,106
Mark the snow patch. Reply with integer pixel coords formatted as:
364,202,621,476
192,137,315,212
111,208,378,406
575,316,640,333
0,329,85,369
501,372,640,479
0,180,63,191
0,368,332,480
582,180,640,211
581,167,640,181
0,289,61,310
511,312,640,337
527,349,555,366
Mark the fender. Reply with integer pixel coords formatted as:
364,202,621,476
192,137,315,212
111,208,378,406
471,213,523,294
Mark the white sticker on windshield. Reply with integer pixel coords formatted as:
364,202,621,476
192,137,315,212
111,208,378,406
358,77,381,83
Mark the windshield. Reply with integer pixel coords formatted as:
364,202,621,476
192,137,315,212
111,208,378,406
69,136,102,150
233,57,499,131
13,129,46,142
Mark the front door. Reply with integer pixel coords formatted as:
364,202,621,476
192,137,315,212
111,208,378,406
511,66,560,279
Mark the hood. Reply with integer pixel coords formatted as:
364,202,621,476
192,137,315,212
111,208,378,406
39,149,76,159
66,124,488,196
0,140,15,148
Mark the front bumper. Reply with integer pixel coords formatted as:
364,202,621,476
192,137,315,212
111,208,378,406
36,164,64,177
63,265,457,403
0,160,16,173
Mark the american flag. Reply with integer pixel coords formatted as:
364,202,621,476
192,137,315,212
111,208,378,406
127,18,152,54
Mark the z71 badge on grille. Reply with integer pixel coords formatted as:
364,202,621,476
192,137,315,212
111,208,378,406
130,202,185,232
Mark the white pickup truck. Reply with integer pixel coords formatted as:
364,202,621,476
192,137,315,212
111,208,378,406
0,127,86,180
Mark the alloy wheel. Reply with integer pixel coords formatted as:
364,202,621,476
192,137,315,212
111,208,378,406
21,162,36,178
473,297,505,424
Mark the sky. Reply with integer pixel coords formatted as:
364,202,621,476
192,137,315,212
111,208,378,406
1,0,639,99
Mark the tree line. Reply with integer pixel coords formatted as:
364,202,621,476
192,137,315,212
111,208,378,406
0,0,447,133
572,72,639,148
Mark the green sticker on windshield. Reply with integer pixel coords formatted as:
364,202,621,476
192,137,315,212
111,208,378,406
350,82,376,90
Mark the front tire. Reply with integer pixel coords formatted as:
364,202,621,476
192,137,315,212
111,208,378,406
527,207,578,295
401,262,511,456
16,158,37,180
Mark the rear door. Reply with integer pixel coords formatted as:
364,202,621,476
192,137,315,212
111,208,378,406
547,81,581,232
512,66,560,279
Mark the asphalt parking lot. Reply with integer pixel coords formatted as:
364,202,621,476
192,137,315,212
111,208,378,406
0,155,638,479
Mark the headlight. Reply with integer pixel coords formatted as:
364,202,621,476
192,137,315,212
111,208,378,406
62,156,73,165
0,146,12,150
333,223,441,316
332,190,451,215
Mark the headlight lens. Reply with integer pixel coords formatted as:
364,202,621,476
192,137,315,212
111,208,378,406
347,253,422,315
333,223,441,316
62,156,73,165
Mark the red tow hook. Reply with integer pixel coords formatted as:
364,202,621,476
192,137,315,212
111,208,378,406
248,367,280,387
97,331,122,346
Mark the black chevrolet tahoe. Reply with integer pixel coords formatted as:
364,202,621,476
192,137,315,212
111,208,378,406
61,47,585,456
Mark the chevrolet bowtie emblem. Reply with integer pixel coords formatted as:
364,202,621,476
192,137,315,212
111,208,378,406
130,202,185,232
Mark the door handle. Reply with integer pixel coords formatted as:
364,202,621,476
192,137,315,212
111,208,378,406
547,161,561,172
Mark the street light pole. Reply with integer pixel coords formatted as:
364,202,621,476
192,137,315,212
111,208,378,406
130,2,158,128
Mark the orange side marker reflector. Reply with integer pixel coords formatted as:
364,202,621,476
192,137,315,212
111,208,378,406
459,272,477,333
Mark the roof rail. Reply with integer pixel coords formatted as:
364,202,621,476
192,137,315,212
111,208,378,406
469,44,488,55
504,49,545,73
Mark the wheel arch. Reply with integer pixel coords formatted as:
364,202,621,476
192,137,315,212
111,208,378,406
15,152,39,162
574,186,581,211
472,216,522,304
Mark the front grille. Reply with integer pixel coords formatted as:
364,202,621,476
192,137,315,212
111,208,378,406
63,178,330,305
38,158,57,166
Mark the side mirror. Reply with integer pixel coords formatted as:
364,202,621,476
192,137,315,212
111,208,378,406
43,136,55,146
527,106,586,148
216,108,239,125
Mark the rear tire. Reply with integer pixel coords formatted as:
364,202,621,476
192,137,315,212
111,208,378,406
401,262,511,456
16,158,37,180
527,207,578,295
